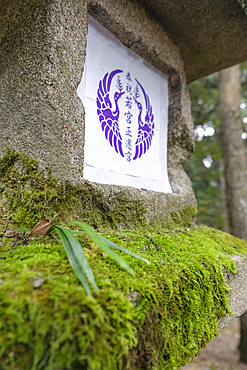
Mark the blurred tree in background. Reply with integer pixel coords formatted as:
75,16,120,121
185,73,224,228
185,62,247,230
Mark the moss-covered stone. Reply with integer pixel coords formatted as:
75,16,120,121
1,149,247,370
0,149,146,232
1,226,247,370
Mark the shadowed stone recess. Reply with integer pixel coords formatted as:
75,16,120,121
136,0,247,82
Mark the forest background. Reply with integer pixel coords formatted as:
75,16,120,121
185,62,247,232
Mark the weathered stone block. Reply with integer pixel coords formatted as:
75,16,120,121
0,0,196,222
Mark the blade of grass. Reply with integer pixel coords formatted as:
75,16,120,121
99,235,150,264
45,225,56,235
55,226,92,296
56,226,99,293
68,221,136,277
68,230,87,234
68,230,149,264
55,226,91,296
14,227,35,233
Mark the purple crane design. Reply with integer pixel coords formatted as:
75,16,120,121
133,79,155,160
96,69,125,157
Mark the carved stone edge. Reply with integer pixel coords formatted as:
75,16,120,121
218,254,247,330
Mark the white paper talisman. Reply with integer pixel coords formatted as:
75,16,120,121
77,16,172,193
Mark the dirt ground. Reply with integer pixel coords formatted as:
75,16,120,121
182,319,247,370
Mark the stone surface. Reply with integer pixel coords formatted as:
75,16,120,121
0,0,88,183
218,254,247,330
0,0,197,222
1,0,247,222
136,0,247,82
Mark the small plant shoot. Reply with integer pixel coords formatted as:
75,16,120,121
6,220,150,296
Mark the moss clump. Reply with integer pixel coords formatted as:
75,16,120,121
170,205,197,228
0,149,146,232
1,225,247,370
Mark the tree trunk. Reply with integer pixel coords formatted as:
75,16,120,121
219,64,247,363
240,312,247,363
219,160,229,233
219,65,247,240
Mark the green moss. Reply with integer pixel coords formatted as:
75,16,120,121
0,225,247,370
0,149,146,232
1,149,247,370
170,205,197,228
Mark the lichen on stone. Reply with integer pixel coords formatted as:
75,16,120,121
1,149,247,370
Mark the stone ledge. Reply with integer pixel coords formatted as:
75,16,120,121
218,254,247,330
